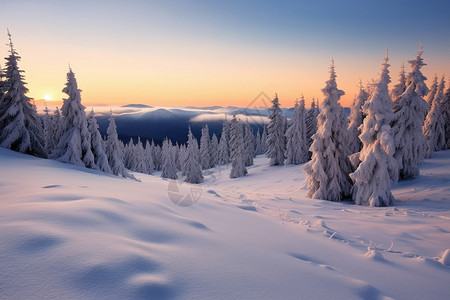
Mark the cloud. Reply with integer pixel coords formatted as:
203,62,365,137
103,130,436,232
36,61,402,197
36,104,270,126
190,113,269,124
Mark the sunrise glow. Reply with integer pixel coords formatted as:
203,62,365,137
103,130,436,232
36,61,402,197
1,0,449,109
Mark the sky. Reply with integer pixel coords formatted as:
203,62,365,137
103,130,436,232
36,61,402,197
1,0,449,108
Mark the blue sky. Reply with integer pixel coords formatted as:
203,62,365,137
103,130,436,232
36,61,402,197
1,0,449,107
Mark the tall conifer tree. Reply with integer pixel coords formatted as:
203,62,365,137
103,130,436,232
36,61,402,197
0,31,45,157
303,60,353,201
266,94,285,165
350,52,396,207
53,68,95,168
391,45,429,180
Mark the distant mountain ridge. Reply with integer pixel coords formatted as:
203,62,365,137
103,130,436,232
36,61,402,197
48,104,350,146
121,104,153,108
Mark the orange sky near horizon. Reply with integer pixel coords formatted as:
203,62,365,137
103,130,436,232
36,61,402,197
3,1,449,110
19,41,449,110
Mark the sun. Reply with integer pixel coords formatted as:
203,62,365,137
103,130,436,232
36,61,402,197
43,94,51,101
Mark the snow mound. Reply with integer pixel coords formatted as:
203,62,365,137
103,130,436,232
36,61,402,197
441,249,450,266
365,247,386,262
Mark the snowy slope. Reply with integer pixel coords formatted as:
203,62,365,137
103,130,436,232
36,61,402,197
0,148,449,299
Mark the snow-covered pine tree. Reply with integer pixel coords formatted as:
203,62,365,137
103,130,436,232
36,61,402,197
87,109,111,173
443,87,450,148
285,97,308,165
199,124,212,169
390,61,407,101
134,137,147,173
391,45,429,180
0,31,46,157
105,113,133,178
243,121,255,166
261,126,268,154
184,128,203,184
52,107,63,148
350,52,396,207
172,142,180,171
266,94,286,165
251,126,257,158
174,142,181,171
144,140,154,174
229,115,247,178
303,60,353,201
43,105,55,156
151,140,162,171
161,138,178,179
426,74,438,106
53,68,95,168
217,121,230,165
423,75,446,158
123,138,135,170
305,98,319,154
179,144,187,176
347,82,370,154
0,64,6,115
210,133,219,167
282,116,289,147
254,129,262,155
0,64,6,97
149,140,158,170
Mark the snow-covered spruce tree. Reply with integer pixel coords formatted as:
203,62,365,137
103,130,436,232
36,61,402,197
210,133,219,167
266,94,286,165
123,138,135,170
303,60,353,201
350,52,396,207
149,140,157,170
53,68,95,168
0,66,4,127
305,98,319,154
0,64,6,96
0,32,46,157
390,61,407,101
423,75,446,158
43,105,55,155
282,116,289,140
144,140,154,174
0,65,6,113
347,83,370,154
199,124,212,169
255,129,262,155
229,115,247,178
52,107,63,148
151,140,162,171
134,137,147,173
391,45,429,180
261,126,268,154
174,142,181,171
443,87,450,148
217,121,230,165
161,138,178,179
243,121,255,166
105,113,133,178
179,144,187,176
426,74,438,106
184,127,203,184
87,109,111,173
285,98,308,165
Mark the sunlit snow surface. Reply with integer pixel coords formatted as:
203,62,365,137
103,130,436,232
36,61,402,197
0,148,449,299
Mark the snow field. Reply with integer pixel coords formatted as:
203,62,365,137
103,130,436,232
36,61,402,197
0,148,449,299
